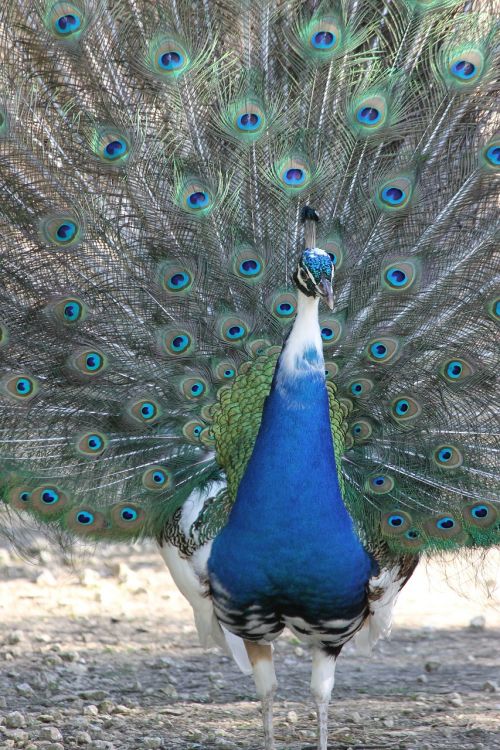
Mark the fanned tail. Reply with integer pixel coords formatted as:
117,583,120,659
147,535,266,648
0,0,498,559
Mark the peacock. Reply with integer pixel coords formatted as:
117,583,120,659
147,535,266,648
0,0,499,748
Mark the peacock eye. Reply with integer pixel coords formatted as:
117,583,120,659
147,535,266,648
237,112,262,131
159,51,184,70
451,60,476,80
357,106,381,125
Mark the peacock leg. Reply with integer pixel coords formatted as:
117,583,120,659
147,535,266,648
310,647,337,750
244,640,277,750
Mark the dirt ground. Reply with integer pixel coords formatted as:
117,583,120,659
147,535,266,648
0,540,499,750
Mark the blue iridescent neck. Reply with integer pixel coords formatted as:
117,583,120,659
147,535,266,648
231,290,350,523
209,289,375,615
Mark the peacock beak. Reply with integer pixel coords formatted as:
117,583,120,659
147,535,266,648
317,277,334,310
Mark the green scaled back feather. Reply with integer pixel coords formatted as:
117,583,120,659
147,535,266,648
0,0,498,559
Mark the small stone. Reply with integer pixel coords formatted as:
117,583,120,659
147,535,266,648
469,615,486,631
38,744,64,750
98,700,115,714
448,692,463,707
113,705,132,715
36,570,57,586
75,731,92,745
0,696,7,708
424,659,441,673
416,674,428,684
16,682,35,697
481,680,498,693
79,691,109,701
350,712,362,724
294,646,305,657
287,710,298,724
5,729,29,742
6,631,24,645
144,738,163,749
40,727,63,742
421,744,432,750
89,741,115,750
5,712,26,728
79,568,101,586
83,704,99,717
162,685,178,699
60,651,77,662
383,717,394,728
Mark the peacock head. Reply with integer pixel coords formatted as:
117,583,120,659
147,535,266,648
293,247,334,309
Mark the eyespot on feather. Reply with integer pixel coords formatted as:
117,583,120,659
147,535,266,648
432,444,463,470
223,99,266,142
158,327,196,357
376,176,414,212
350,94,388,136
218,315,250,345
319,315,344,347
67,348,108,379
447,49,485,88
390,394,422,423
348,377,374,397
213,360,237,381
247,338,271,357
324,360,340,379
480,134,500,172
142,466,173,492
180,376,209,401
381,510,413,536
275,155,312,192
31,485,69,516
183,419,205,442
1,373,40,403
486,296,500,321
65,507,107,535
46,296,88,326
270,291,297,321
110,503,146,532
464,502,497,529
381,259,420,292
296,15,343,61
124,397,162,427
365,336,401,364
91,128,130,164
365,474,395,495
75,431,108,457
40,214,83,249
398,528,423,549
424,514,463,538
46,2,85,39
177,179,214,215
232,246,265,283
159,262,194,295
321,234,344,271
439,357,473,383
7,486,32,511
146,35,190,79
350,418,373,442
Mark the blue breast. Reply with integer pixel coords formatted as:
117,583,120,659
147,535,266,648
209,351,377,622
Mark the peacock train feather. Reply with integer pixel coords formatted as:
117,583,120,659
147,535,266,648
0,0,498,555
0,1,498,747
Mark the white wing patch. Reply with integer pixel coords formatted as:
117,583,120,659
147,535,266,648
354,566,408,655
